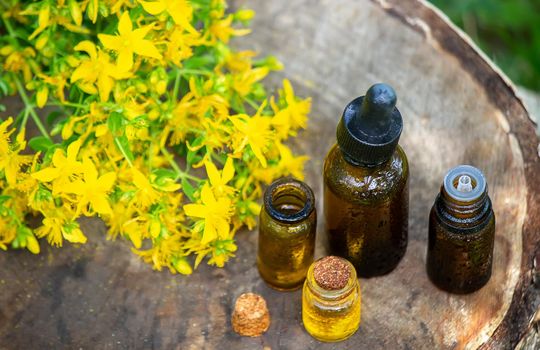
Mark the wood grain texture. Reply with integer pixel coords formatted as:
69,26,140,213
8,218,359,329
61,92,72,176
0,0,539,349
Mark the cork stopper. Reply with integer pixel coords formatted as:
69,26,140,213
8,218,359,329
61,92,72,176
313,256,351,290
231,293,270,337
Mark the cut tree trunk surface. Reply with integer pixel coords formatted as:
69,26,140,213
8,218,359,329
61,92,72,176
0,0,539,349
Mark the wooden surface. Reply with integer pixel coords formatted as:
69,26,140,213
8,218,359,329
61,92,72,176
1,0,539,349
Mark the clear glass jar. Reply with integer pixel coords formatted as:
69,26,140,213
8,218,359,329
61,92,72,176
302,256,361,342
257,177,316,291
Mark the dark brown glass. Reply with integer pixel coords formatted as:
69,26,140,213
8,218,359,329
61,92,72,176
427,183,495,294
323,144,409,277
257,178,316,290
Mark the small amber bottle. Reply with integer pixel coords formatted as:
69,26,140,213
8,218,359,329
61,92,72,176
302,256,361,342
427,165,496,294
257,177,316,290
324,83,409,277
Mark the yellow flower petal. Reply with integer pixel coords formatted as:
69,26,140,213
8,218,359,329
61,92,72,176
222,157,235,183
205,160,220,186
32,167,60,182
118,12,133,36
201,222,217,245
183,203,206,218
97,74,113,101
132,39,162,59
98,34,123,51
117,49,134,70
74,40,97,59
63,227,87,244
98,172,117,192
139,0,166,15
91,195,112,215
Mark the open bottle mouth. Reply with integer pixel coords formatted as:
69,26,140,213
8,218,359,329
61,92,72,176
264,177,315,223
443,165,486,203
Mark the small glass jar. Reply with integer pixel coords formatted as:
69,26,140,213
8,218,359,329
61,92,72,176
302,256,361,342
427,165,496,294
257,177,316,291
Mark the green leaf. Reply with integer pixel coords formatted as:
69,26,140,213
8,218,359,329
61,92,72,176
108,112,124,135
114,135,134,164
186,149,202,166
182,178,196,202
28,136,54,152
0,79,9,96
153,168,177,180
46,110,63,125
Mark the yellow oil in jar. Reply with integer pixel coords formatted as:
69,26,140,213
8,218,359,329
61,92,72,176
302,256,361,342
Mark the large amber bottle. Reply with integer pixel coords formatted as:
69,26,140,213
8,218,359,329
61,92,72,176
323,83,409,277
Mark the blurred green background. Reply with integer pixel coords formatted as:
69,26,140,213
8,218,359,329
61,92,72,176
430,0,540,92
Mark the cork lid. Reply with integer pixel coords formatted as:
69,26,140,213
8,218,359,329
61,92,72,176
231,293,270,337
313,256,351,290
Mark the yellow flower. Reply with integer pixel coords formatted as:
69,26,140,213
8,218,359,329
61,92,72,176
0,118,32,186
184,184,233,245
28,4,50,40
163,28,199,66
229,105,273,167
71,41,130,102
139,0,197,33
98,12,162,69
35,214,87,247
208,239,237,267
205,156,235,197
0,218,17,251
231,67,268,97
67,157,117,215
32,139,83,194
209,15,250,44
282,79,311,130
275,142,309,180
131,168,161,208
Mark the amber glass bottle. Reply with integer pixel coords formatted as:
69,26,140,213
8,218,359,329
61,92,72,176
323,83,409,277
257,178,316,290
427,165,495,294
302,256,361,342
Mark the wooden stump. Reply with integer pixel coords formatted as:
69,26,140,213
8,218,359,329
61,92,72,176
0,0,538,349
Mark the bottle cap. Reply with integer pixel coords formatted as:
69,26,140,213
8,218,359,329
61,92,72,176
443,165,487,202
336,83,403,166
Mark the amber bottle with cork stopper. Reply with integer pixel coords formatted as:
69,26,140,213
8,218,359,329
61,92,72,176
323,83,409,277
302,256,361,342
427,165,495,294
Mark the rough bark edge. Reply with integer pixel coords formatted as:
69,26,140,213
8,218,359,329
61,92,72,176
370,0,540,349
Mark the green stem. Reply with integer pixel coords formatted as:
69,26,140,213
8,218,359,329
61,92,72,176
21,108,29,128
172,69,181,99
160,146,200,182
13,76,51,141
50,101,88,109
178,69,212,76
244,97,259,111
2,16,17,38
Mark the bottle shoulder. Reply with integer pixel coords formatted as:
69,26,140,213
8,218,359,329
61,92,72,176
323,143,409,202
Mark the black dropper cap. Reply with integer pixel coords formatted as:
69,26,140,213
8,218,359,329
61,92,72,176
336,83,403,166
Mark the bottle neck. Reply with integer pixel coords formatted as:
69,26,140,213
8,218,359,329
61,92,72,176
263,177,314,224
435,187,492,229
